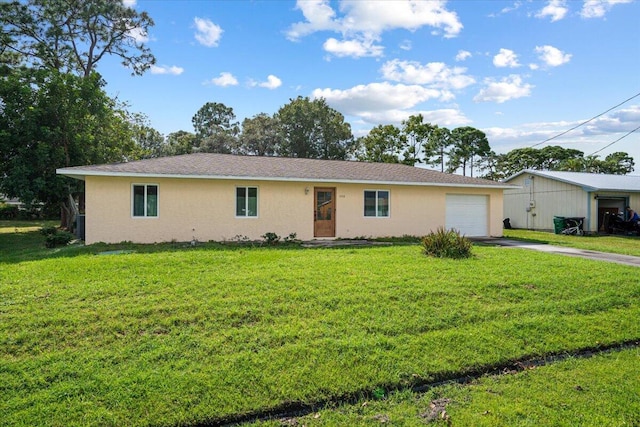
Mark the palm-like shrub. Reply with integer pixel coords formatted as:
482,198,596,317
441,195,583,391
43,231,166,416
421,227,472,259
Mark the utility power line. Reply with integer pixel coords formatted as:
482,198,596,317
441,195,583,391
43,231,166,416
588,124,640,156
530,91,640,148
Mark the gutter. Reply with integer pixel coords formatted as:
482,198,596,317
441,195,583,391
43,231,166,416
56,169,518,190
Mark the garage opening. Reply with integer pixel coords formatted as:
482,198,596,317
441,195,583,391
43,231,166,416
597,198,626,232
445,194,489,237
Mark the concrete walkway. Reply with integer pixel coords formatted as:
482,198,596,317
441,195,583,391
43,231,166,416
473,238,640,267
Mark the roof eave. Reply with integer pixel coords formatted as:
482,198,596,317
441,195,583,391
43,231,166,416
56,169,516,189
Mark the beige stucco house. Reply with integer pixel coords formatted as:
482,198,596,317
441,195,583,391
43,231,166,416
503,169,640,233
57,153,513,244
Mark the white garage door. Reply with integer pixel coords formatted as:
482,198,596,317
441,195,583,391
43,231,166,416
445,194,489,237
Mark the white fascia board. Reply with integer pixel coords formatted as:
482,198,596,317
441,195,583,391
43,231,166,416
57,171,86,180
55,169,517,189
502,170,529,182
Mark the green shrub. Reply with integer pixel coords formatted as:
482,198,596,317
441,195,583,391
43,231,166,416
44,230,74,248
40,226,59,236
261,232,281,245
0,203,19,219
283,232,299,243
421,227,472,259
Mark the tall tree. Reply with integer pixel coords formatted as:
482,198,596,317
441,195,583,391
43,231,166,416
0,0,155,76
401,114,434,165
423,125,452,172
130,114,165,159
164,130,196,156
539,146,584,170
276,96,353,160
352,124,405,163
475,150,502,180
494,147,542,178
238,113,282,156
601,152,635,174
494,146,635,178
191,102,239,154
0,69,135,228
448,126,490,176
0,0,156,229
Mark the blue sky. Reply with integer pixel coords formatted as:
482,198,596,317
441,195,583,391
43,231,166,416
101,0,640,166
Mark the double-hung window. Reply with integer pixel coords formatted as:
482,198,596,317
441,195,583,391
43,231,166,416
364,190,389,217
132,184,158,217
236,187,258,217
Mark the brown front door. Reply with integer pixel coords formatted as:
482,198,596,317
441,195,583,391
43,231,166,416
314,187,335,237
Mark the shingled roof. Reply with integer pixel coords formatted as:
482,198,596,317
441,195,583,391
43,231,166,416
57,153,513,188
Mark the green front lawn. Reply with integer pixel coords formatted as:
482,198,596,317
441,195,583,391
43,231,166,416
251,348,640,426
1,224,639,426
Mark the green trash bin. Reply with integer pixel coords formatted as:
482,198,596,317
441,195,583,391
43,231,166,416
553,216,565,234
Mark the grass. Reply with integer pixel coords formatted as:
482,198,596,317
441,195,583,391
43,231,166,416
1,222,639,426
250,348,640,426
504,228,640,257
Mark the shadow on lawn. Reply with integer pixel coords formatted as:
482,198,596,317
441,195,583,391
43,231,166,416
0,229,387,265
471,236,551,246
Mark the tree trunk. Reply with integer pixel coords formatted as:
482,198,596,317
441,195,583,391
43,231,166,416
60,193,79,231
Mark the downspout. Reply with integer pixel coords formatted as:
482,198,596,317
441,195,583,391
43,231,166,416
529,175,535,230
586,191,592,234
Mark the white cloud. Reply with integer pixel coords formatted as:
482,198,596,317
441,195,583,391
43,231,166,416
488,1,522,17
288,0,462,39
455,50,472,61
209,72,238,87
194,17,223,47
585,105,640,133
357,108,471,127
536,0,568,21
501,2,522,14
127,27,149,43
474,75,533,103
412,109,471,126
258,75,282,90
312,82,443,116
323,37,384,58
535,45,572,67
287,0,462,58
123,0,136,7
493,48,520,68
399,40,412,51
580,0,632,18
287,0,339,40
484,106,640,156
150,65,184,75
609,105,640,123
380,59,475,90
479,105,640,161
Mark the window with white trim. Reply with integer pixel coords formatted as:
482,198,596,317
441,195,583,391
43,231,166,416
132,184,158,217
236,187,258,217
364,190,389,217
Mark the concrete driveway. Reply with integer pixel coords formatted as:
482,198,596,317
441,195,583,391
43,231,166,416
473,238,640,267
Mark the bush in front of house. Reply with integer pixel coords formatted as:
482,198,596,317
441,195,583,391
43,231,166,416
261,232,281,245
40,226,59,236
261,232,300,246
421,227,472,259
41,227,75,248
